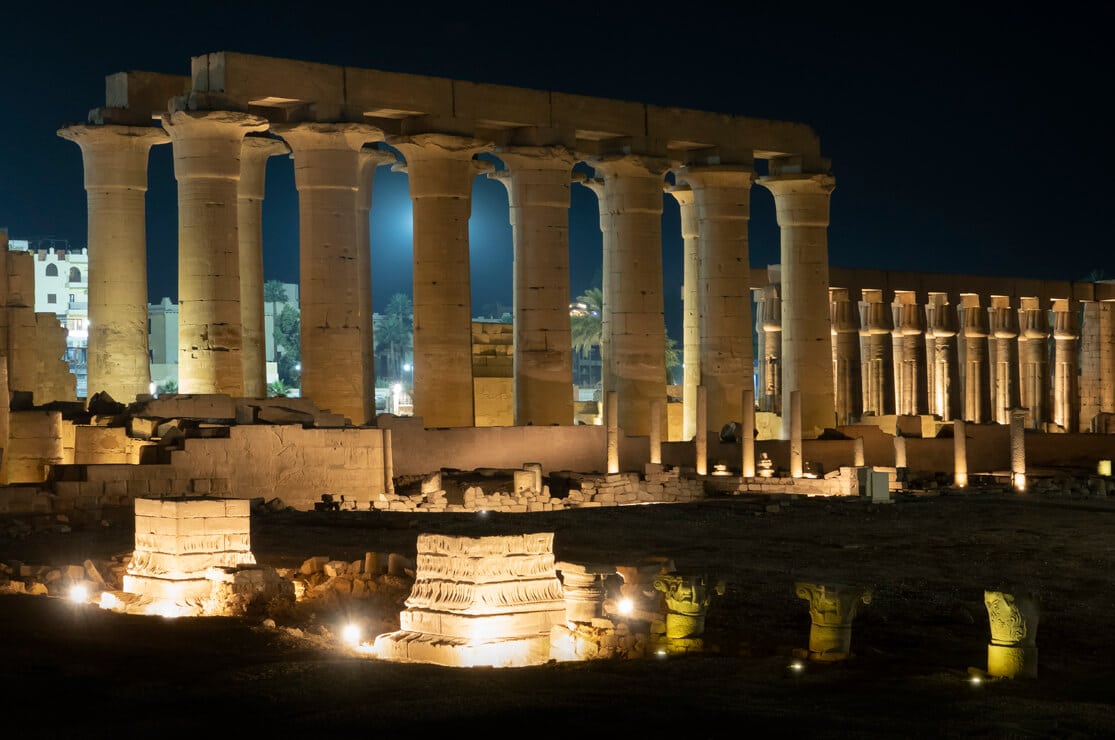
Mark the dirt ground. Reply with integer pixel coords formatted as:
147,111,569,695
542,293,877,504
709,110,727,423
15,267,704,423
2,485,1114,738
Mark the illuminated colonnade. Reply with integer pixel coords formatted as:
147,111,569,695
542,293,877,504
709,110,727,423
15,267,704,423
755,266,1111,433
63,51,831,438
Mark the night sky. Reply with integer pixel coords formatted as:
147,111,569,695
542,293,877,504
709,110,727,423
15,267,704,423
1,5,1109,341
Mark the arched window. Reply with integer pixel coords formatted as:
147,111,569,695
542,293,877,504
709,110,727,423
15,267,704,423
69,267,81,282
45,264,58,277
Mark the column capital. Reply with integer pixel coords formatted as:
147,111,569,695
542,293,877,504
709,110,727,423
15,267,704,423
587,153,672,180
161,109,269,138
387,132,495,161
57,123,169,148
272,121,384,152
757,172,835,227
491,144,576,170
239,136,289,201
676,163,755,190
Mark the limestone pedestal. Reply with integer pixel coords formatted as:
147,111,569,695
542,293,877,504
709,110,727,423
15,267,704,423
373,532,566,667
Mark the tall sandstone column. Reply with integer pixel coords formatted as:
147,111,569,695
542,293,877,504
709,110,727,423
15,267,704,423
589,155,670,437
665,183,700,440
958,294,990,423
988,296,1020,425
237,135,289,398
163,110,269,395
679,166,754,432
275,123,384,425
925,293,960,421
580,178,615,413
858,289,894,418
57,124,168,403
891,291,926,417
1077,300,1115,432
357,148,399,420
1050,298,1079,432
1017,297,1050,430
755,284,782,415
390,134,493,428
491,147,576,426
759,172,836,439
830,287,861,425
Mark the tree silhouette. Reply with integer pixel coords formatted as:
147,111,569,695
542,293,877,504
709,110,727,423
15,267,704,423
376,292,413,382
571,286,602,359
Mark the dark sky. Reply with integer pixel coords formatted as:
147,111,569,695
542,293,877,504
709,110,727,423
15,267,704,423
1,5,1110,340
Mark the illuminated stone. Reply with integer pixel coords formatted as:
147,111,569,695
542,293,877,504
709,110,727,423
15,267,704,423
984,589,1039,679
374,532,565,667
794,581,872,662
652,572,725,640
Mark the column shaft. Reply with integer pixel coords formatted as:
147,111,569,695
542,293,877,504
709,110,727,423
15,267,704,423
238,136,289,398
958,300,990,423
759,174,836,439
163,110,269,395
492,148,576,426
590,156,669,437
391,134,493,428
680,167,754,432
666,184,700,440
1051,300,1079,432
277,123,383,425
830,289,861,425
57,124,168,403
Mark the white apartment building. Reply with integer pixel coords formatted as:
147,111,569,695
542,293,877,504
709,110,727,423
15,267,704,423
6,236,89,397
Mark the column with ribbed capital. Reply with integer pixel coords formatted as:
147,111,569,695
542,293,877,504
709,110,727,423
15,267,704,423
162,110,269,395
958,295,990,423
238,135,289,398
1050,299,1079,432
580,177,614,415
665,183,699,440
57,124,169,403
892,292,925,417
390,134,493,428
357,147,399,421
1017,298,1050,429
758,173,836,439
830,288,861,425
490,147,576,426
589,155,670,437
678,166,754,433
988,297,1020,425
274,123,384,425
859,289,893,418
925,293,960,421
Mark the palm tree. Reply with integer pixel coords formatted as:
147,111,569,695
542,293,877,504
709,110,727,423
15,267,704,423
664,333,681,383
571,286,602,359
376,292,413,381
268,379,290,397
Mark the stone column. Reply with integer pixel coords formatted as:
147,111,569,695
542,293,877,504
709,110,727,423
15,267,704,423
649,399,663,465
1009,407,1027,491
755,284,782,415
958,294,990,423
606,390,619,474
275,123,384,425
490,147,576,426
57,124,169,403
696,385,708,476
1017,298,1050,430
238,135,289,398
590,155,670,437
758,173,836,439
894,435,907,470
789,389,802,478
1077,300,1115,432
741,388,755,478
925,293,960,421
858,289,894,418
357,147,400,418
830,288,861,425
891,291,925,417
390,134,494,428
162,110,269,395
988,296,1020,425
652,573,725,640
984,589,1039,679
953,419,968,488
794,581,872,662
580,177,615,412
665,183,699,441
1050,298,1079,432
852,436,865,467
678,166,754,432
556,562,614,622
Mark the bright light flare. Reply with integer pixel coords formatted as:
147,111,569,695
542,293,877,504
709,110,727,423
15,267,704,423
68,583,89,603
341,623,362,646
788,660,805,673
617,597,634,616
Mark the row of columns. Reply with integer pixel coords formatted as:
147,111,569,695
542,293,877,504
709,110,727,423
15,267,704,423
758,286,1106,432
60,105,837,437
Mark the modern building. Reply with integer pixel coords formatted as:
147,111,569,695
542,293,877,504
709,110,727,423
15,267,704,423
5,236,88,397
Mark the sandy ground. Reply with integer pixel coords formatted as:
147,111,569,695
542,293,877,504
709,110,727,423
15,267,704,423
2,486,1115,738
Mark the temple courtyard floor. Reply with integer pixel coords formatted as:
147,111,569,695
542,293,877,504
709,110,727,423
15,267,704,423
1,485,1113,737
